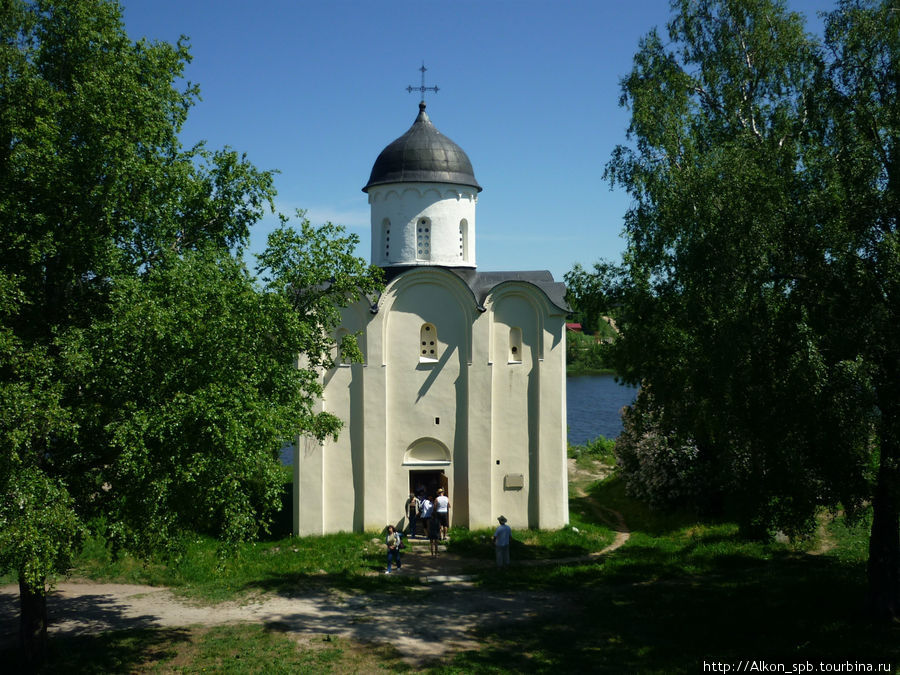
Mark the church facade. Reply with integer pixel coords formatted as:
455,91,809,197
293,102,569,535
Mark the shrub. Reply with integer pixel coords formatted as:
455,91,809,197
566,331,614,374
614,391,707,509
568,436,617,464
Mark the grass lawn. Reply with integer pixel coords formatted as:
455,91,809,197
3,463,898,673
438,479,899,673
70,529,403,602
32,626,408,674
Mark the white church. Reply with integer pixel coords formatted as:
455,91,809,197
292,100,569,535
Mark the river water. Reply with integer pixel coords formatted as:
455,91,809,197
566,374,638,444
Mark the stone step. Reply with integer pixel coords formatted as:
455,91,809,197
405,545,448,553
404,536,450,544
402,537,449,552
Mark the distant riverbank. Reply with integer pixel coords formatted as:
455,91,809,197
566,366,616,376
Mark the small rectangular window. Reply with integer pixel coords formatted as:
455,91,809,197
509,327,523,363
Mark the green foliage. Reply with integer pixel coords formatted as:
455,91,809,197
565,330,614,374
62,250,339,554
613,389,709,511
70,529,384,602
0,0,381,609
564,261,623,336
825,508,874,565
581,0,898,588
0,466,85,590
567,435,616,464
256,214,383,372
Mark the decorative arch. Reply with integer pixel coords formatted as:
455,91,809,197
378,268,479,366
487,281,561,318
401,186,422,200
487,284,555,362
403,437,451,466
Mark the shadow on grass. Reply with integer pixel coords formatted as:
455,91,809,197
0,586,180,656
0,627,191,674
237,568,421,598
439,552,899,673
449,525,617,563
587,475,712,536
451,534,597,562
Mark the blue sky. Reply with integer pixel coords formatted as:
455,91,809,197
120,0,834,281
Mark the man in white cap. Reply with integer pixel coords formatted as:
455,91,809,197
492,515,511,567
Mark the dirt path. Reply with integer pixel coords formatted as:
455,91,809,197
1,464,630,664
0,547,619,664
0,537,630,664
0,576,582,663
566,458,631,561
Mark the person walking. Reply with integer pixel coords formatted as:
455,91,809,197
420,494,433,540
493,516,511,567
434,488,450,540
405,492,420,538
428,511,441,558
385,525,401,574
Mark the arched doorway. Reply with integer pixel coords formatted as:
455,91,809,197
403,438,452,536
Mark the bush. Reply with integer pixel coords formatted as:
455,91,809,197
614,391,707,509
568,436,616,464
566,331,614,374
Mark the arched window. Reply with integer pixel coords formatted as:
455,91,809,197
416,218,431,261
509,327,522,363
459,219,468,260
382,218,391,262
420,323,438,361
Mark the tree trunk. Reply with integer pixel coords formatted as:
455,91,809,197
867,401,900,621
18,576,48,667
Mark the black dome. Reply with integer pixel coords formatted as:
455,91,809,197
363,103,481,193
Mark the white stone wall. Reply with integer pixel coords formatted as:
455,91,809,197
368,183,477,268
293,268,568,535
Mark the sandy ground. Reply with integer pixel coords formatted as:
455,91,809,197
0,575,578,663
0,461,629,664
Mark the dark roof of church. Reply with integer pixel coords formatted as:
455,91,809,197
378,266,569,313
363,103,482,193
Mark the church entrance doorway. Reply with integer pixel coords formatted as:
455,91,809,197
409,470,447,500
409,470,448,536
